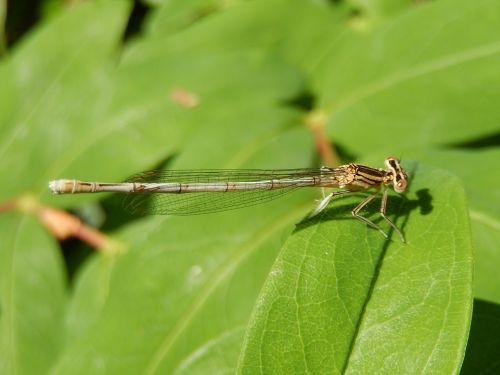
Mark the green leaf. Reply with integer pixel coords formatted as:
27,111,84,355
469,219,500,303
314,0,500,155
146,0,245,34
50,125,318,374
61,251,118,346
0,0,484,373
0,1,131,199
408,148,500,304
0,0,7,56
148,0,345,78
461,299,500,374
0,213,67,375
347,0,418,24
238,163,473,374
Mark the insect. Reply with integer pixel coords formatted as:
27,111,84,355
49,156,408,241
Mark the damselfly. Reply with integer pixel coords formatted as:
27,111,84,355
49,156,409,241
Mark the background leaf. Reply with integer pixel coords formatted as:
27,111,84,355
0,0,494,373
0,213,66,374
0,0,130,199
412,149,500,304
52,126,317,374
461,299,500,375
314,0,500,155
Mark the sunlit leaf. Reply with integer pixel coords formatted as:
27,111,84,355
239,164,473,374
0,0,488,373
315,0,500,155
410,148,500,304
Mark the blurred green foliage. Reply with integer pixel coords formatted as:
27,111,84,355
0,0,498,374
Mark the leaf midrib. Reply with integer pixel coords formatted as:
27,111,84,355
143,203,311,375
326,40,500,118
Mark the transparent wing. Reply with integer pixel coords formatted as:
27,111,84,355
122,168,331,215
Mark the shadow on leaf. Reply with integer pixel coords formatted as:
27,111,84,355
296,187,433,243
461,299,500,374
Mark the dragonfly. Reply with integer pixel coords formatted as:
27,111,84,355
49,156,409,241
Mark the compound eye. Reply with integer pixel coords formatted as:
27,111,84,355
395,179,407,193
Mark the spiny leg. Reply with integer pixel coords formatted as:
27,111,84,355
379,188,405,243
351,192,389,239
312,190,404,242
